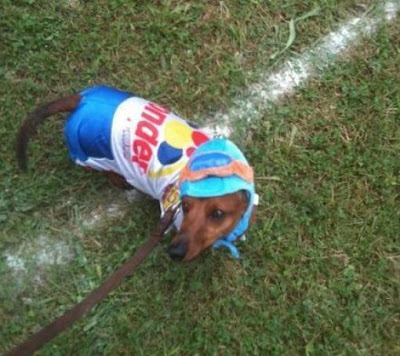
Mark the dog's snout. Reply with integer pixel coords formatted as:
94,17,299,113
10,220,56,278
168,242,187,261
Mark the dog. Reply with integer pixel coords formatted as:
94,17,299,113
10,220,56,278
17,85,258,261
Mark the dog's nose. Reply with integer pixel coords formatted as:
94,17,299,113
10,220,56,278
168,242,186,261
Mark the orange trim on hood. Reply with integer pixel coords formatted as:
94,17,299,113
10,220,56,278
178,160,254,185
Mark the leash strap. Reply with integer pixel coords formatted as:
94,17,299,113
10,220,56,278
5,207,177,356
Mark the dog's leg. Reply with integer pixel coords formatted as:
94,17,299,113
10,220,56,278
104,171,133,190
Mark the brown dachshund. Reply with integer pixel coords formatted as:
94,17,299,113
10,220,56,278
17,85,257,260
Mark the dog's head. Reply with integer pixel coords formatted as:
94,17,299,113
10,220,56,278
168,138,258,261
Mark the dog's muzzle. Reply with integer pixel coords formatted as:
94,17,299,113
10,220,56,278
168,241,186,261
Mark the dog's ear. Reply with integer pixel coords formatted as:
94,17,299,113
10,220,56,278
250,205,257,225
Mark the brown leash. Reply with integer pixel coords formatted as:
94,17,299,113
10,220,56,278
5,207,177,356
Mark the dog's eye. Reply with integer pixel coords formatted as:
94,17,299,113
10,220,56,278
182,202,189,214
210,209,225,221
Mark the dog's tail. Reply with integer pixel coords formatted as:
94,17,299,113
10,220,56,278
16,93,82,171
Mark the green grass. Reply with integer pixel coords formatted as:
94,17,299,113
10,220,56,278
1,0,399,354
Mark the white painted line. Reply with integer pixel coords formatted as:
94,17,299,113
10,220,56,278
5,254,26,272
4,235,73,285
203,1,400,137
83,203,125,228
81,189,143,227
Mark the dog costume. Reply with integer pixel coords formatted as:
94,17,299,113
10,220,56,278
65,85,257,257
